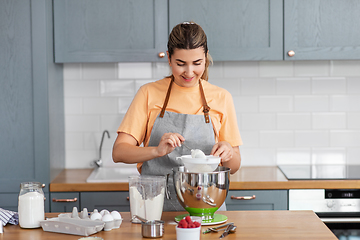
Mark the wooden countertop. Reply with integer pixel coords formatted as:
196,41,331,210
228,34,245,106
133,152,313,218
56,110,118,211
0,211,337,240
49,166,360,192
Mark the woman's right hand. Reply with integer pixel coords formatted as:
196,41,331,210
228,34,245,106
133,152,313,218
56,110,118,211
156,132,185,157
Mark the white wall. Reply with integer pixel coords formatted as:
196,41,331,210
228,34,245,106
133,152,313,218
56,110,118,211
63,61,360,169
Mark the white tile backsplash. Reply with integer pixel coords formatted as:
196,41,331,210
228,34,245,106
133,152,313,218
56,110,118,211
100,80,135,96
241,78,276,95
83,63,117,79
276,148,311,165
118,62,152,79
276,78,311,95
312,113,346,129
277,113,311,130
224,61,259,78
294,61,330,77
83,98,118,114
294,95,329,112
312,77,346,94
295,130,329,147
259,96,293,112
259,61,293,77
347,77,360,94
331,61,360,76
63,61,360,168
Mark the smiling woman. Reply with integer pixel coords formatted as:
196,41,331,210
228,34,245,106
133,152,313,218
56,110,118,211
112,21,243,212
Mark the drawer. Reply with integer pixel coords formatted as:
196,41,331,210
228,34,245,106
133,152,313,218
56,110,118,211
225,190,288,211
50,192,80,213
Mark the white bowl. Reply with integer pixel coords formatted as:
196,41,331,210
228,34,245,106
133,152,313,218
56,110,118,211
177,155,221,173
176,225,201,240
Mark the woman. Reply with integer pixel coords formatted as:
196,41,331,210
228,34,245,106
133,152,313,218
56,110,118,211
112,21,242,211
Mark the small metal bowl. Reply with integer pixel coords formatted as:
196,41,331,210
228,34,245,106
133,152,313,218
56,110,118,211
141,220,164,238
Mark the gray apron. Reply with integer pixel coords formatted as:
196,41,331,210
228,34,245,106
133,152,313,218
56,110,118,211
141,78,226,212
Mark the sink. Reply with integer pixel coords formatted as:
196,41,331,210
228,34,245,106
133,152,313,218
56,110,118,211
86,167,140,183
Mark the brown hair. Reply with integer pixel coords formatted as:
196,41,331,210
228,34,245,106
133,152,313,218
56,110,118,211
167,21,212,81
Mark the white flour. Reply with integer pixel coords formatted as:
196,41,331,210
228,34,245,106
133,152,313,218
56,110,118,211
129,186,164,221
18,191,44,228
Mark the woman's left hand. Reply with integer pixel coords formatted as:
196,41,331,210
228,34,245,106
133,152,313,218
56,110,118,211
210,141,233,163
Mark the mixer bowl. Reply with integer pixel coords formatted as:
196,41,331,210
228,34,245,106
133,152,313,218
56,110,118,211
173,166,230,221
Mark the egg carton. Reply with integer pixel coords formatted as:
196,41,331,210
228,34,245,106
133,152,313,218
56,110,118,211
58,207,122,232
40,217,105,236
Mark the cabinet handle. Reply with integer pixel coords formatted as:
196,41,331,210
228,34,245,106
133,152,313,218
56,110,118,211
126,197,129,201
230,195,256,200
42,183,45,188
52,198,78,202
287,50,295,57
158,52,166,58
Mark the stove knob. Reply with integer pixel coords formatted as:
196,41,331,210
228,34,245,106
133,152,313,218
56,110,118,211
327,201,334,208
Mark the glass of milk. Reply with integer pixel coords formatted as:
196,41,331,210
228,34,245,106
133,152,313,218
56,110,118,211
18,182,45,228
129,176,166,223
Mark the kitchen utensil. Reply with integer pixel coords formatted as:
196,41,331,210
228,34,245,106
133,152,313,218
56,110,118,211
173,166,230,224
128,176,166,223
211,225,237,233
202,222,235,234
132,215,148,223
219,224,234,238
182,143,192,151
141,220,165,238
176,155,221,173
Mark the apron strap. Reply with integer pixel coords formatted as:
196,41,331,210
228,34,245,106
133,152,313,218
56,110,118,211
160,77,211,123
160,77,174,118
199,80,211,123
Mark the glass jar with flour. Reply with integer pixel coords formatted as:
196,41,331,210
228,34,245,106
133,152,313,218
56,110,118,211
18,182,45,228
129,176,166,223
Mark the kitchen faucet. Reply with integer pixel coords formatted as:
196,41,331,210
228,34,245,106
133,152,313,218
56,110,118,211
93,130,110,168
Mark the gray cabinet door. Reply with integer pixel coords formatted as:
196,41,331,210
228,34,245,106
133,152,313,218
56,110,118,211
54,0,168,63
0,0,64,209
225,190,288,210
169,0,283,61
284,0,360,60
81,192,130,212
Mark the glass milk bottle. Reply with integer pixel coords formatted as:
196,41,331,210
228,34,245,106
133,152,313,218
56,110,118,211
18,182,45,228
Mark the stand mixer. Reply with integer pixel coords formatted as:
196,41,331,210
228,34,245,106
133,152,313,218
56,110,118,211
173,166,230,225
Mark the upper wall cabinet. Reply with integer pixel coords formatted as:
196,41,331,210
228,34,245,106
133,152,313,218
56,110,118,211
54,0,360,62
169,0,283,61
284,0,360,60
53,0,168,63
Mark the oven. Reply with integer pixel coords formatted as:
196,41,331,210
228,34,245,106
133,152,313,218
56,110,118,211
289,189,360,239
278,165,360,239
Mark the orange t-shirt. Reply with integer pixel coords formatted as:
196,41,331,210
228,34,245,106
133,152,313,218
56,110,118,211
117,78,243,169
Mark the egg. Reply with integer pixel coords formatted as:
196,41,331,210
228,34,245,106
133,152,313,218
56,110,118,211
102,213,115,231
102,213,114,222
90,212,102,221
100,209,110,216
110,211,122,220
191,149,206,158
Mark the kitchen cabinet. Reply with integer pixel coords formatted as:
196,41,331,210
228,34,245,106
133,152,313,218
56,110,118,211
0,0,64,210
284,0,360,60
53,0,168,63
225,190,288,210
50,192,80,213
53,0,283,62
169,0,283,61
54,0,360,62
81,192,130,212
